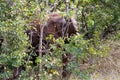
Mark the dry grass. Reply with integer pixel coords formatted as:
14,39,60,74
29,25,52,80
69,41,120,80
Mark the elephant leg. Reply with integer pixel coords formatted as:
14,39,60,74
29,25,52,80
62,53,72,79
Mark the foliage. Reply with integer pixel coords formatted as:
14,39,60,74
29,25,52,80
0,0,28,79
0,0,120,80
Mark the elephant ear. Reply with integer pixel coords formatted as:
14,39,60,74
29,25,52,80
67,18,78,36
70,18,78,31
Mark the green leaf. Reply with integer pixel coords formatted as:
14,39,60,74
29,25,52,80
50,0,55,3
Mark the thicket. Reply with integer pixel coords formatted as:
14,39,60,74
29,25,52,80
0,0,120,80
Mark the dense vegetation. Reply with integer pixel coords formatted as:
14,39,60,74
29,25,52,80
0,0,120,80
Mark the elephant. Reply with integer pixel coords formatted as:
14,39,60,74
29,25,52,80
26,13,78,78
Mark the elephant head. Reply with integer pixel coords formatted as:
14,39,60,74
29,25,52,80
26,13,78,50
45,13,78,38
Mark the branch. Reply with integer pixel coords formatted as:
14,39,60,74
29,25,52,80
81,10,88,32
65,0,69,15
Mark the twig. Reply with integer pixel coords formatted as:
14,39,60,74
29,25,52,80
37,24,44,80
65,0,69,16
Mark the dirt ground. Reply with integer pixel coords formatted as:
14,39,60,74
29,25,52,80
90,41,120,80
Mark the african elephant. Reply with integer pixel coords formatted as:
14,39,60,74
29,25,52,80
26,13,78,78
